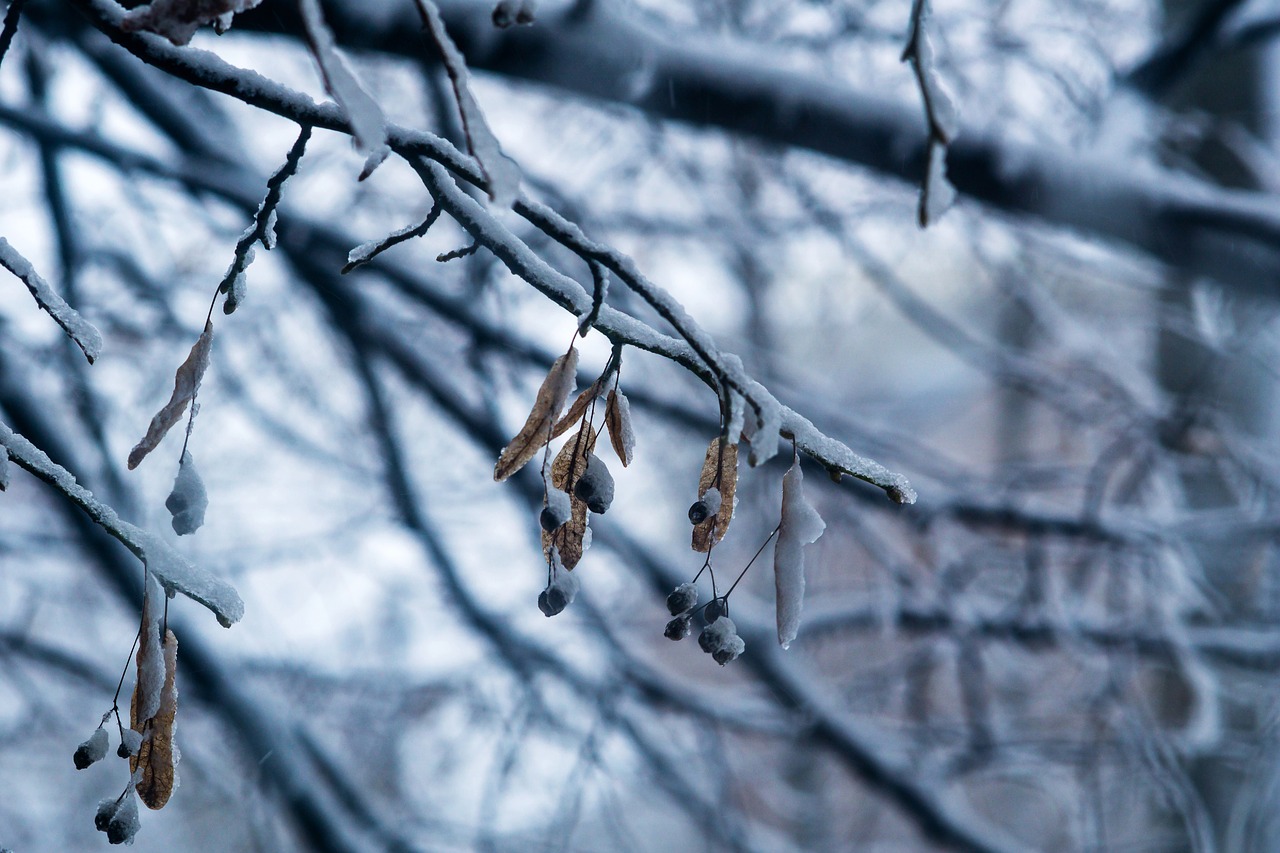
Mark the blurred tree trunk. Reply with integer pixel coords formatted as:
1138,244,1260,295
1155,0,1275,844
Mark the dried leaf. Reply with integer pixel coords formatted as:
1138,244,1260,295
604,389,635,467
543,423,596,569
692,439,738,552
132,629,178,810
493,348,578,481
550,382,598,440
128,321,214,470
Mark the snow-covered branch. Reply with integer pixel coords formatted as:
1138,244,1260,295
0,421,243,627
66,0,914,500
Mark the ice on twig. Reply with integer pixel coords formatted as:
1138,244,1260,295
921,139,957,226
775,459,826,649
903,0,960,227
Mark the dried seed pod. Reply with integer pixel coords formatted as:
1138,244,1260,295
603,389,635,467
666,582,698,616
493,348,579,482
74,727,109,769
572,454,614,514
129,321,213,470
664,616,692,641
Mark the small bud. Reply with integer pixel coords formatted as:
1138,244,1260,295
74,727,109,770
664,616,692,641
515,0,536,24
687,500,709,525
704,598,725,623
666,582,698,615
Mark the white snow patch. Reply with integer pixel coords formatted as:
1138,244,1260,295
166,451,209,536
700,486,721,516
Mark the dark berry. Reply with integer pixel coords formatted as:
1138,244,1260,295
704,598,725,623
664,616,692,641
666,583,697,615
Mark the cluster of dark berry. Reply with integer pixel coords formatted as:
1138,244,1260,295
74,721,144,845
663,582,745,665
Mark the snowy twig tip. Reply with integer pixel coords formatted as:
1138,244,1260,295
0,237,103,364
